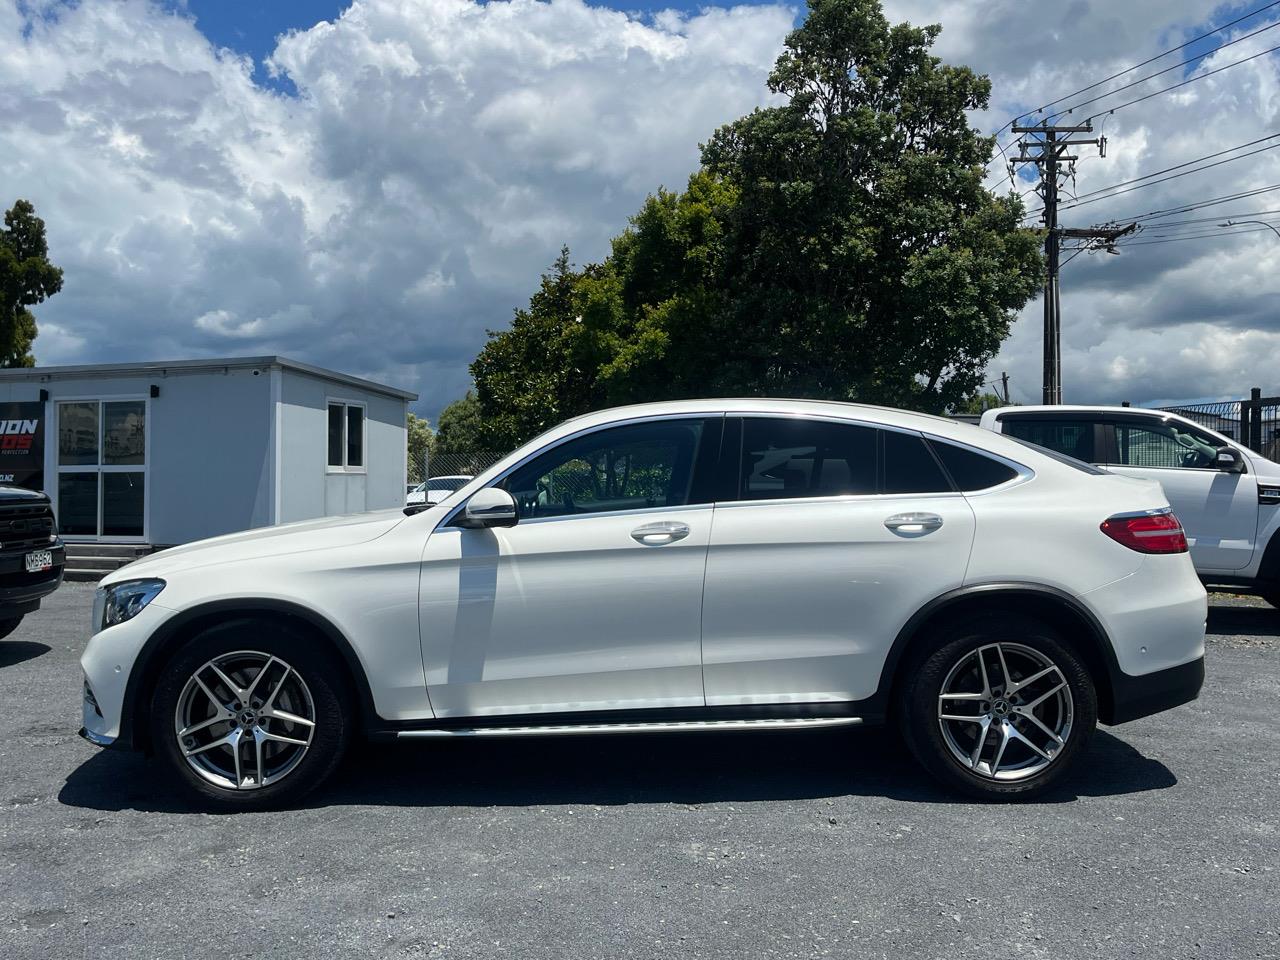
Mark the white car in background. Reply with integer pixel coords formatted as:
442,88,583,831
405,474,473,506
80,400,1206,809
981,405,1280,607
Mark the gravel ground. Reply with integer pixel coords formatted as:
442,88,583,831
1,583,1277,959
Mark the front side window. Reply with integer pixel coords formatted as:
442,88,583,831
1000,417,1096,463
503,419,709,519
1112,420,1220,469
739,417,876,500
328,402,365,470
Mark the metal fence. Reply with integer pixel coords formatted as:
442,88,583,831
1159,388,1280,460
407,451,508,487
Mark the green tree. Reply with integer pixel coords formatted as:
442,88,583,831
433,391,487,458
406,412,434,481
0,199,63,367
695,0,1042,411
954,391,1005,415
471,248,623,451
472,0,1042,440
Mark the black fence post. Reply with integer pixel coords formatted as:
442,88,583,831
1248,387,1263,452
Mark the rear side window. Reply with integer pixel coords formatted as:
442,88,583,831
999,417,1096,463
882,430,952,494
929,440,1019,491
740,417,876,499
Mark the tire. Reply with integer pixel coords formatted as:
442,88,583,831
149,619,353,810
1258,584,1280,609
900,614,1098,801
0,616,23,641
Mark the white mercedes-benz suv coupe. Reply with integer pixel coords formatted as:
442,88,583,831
80,400,1207,808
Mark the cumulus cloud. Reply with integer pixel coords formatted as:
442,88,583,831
884,0,1280,405
1,0,791,413
5,0,1279,414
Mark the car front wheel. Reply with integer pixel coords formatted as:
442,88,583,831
901,616,1097,800
150,620,352,809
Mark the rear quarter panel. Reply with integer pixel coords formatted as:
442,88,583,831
963,470,1157,594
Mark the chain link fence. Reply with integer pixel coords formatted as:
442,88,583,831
407,451,508,488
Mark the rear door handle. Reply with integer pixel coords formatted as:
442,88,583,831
884,512,944,534
631,521,691,546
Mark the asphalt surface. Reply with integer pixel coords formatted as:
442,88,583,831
1,583,1277,959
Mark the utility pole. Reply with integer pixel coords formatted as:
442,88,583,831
999,371,1010,405
1011,122,1106,405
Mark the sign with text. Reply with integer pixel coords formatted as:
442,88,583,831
0,401,45,491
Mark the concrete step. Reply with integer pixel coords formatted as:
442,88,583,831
64,567,110,583
63,543,150,560
66,556,134,572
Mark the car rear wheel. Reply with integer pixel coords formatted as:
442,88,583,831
0,616,23,641
150,620,352,809
1258,583,1280,610
901,616,1097,800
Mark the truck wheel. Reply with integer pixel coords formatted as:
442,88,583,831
900,615,1098,801
0,617,23,641
149,619,353,810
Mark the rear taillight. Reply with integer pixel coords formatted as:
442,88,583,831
1100,510,1188,554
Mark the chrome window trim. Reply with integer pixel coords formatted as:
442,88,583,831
441,408,1034,526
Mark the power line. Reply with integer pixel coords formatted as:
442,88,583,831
1082,182,1280,226
1081,40,1280,123
1132,206,1280,229
1010,1,1280,126
1020,138,1280,221
1057,139,1280,212
1064,133,1280,203
1044,19,1280,122
1117,224,1278,245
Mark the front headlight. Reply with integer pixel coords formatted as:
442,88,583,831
97,579,166,631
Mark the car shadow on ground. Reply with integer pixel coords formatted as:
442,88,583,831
1207,603,1280,639
0,641,50,668
59,727,1174,815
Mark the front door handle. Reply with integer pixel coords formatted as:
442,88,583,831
884,512,944,535
631,521,691,546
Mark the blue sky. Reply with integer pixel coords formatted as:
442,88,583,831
168,0,784,86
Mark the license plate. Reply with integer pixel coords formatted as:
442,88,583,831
25,550,53,573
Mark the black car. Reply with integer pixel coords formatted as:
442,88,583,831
0,485,64,639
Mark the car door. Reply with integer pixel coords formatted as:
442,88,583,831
418,416,722,718
1100,416,1259,571
699,416,977,707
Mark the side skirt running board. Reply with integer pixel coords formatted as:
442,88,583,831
395,716,863,739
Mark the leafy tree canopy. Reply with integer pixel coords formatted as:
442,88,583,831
433,391,486,458
472,0,1042,450
0,199,63,368
406,412,434,480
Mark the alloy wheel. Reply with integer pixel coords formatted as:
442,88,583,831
936,642,1074,781
173,650,316,791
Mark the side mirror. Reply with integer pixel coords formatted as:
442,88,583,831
459,488,518,528
1215,446,1246,474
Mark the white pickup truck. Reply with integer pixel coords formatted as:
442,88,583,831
981,404,1280,607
